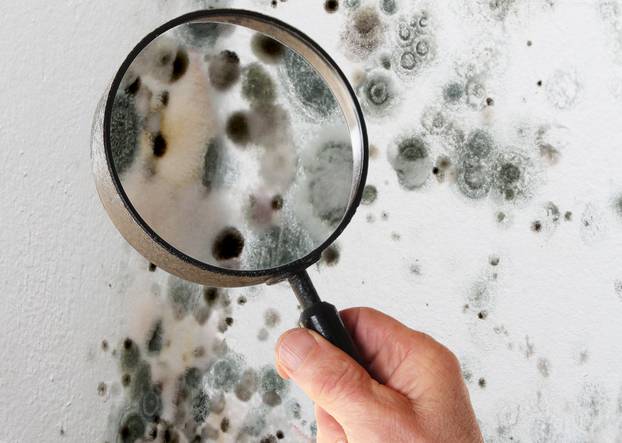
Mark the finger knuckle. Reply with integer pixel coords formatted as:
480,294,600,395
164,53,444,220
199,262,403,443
313,357,367,405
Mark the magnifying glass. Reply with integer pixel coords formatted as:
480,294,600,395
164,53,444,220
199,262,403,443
91,9,368,362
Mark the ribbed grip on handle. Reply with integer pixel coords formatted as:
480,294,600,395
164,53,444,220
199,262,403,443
299,301,362,364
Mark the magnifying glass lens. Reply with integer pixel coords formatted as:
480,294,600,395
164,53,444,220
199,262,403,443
109,21,355,271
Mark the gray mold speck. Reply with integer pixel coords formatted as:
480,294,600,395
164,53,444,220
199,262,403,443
389,136,432,190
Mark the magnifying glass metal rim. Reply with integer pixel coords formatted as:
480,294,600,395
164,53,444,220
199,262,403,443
92,8,369,287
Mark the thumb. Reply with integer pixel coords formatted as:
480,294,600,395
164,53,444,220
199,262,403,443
275,328,408,431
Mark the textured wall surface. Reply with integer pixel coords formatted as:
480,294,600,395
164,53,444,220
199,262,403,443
2,0,622,442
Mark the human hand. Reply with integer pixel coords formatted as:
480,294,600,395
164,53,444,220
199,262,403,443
275,307,483,443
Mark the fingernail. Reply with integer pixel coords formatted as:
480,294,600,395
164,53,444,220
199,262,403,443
277,329,317,373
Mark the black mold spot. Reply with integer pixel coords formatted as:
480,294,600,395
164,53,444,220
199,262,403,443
380,0,397,14
489,255,500,266
160,91,169,107
146,320,163,354
537,80,543,87
277,430,285,439
321,244,340,266
148,263,156,272
478,377,487,388
225,317,234,326
208,50,240,91
478,311,488,320
237,295,248,305
324,0,339,11
97,381,107,396
362,185,378,205
171,49,189,82
208,358,241,392
486,97,495,106
119,413,146,443
443,82,464,103
271,195,284,210
122,373,131,387
252,34,286,63
261,435,278,443
203,287,220,306
101,340,109,351
121,338,140,371
212,227,245,261
235,368,258,402
564,211,573,221
220,417,230,433
527,40,533,46
226,112,251,145
257,328,269,341
496,212,506,223
531,220,542,232
242,63,276,105
125,76,141,95
152,133,167,157
264,309,281,328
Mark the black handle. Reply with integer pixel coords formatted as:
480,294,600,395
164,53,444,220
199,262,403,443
288,271,362,364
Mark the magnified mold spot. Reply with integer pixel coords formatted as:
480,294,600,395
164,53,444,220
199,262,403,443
282,48,338,118
324,0,339,13
209,391,226,414
305,139,353,225
146,320,163,354
212,227,245,261
362,185,378,205
119,412,146,442
242,63,276,105
121,338,140,371
202,138,224,190
251,33,286,64
359,71,397,116
389,136,432,190
125,76,141,95
396,21,415,46
220,417,230,433
208,50,240,91
170,48,189,82
264,309,281,328
456,130,496,199
226,111,251,145
342,6,384,60
110,91,140,175
178,22,226,48
321,244,340,266
152,132,167,157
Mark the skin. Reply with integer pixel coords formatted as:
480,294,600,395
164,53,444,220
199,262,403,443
275,307,483,443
